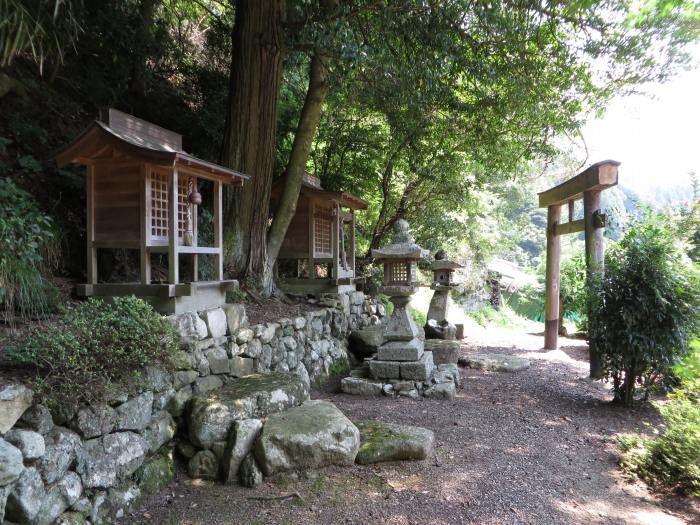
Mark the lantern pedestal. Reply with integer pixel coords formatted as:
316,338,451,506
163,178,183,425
425,253,463,340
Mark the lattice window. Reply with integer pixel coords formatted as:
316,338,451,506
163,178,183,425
150,171,168,239
177,176,188,240
313,206,332,256
389,262,409,284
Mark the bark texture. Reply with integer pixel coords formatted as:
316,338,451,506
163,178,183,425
221,0,285,278
262,51,330,294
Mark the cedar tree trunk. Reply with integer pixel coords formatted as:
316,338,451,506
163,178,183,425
262,51,330,295
220,0,285,279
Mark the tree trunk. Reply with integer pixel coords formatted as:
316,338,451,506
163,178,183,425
262,51,330,295
220,0,285,279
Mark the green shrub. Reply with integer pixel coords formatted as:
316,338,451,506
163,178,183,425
0,178,60,324
589,212,700,406
619,347,700,496
8,296,180,406
469,304,526,328
560,253,588,332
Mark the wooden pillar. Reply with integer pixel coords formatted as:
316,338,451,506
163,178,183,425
331,202,339,280
192,176,199,281
584,189,604,378
308,199,315,279
168,166,179,284
213,180,223,280
140,165,151,285
544,204,561,349
349,210,356,275
86,165,97,284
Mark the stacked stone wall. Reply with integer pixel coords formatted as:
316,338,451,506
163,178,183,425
0,291,383,524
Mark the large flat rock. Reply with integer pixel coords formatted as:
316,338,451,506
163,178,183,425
458,353,530,372
188,373,308,449
354,420,434,465
255,400,359,475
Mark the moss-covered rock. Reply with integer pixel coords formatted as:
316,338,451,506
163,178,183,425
188,373,309,449
354,420,434,465
134,450,174,495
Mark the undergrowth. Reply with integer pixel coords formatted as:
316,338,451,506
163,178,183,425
618,343,700,496
7,296,180,407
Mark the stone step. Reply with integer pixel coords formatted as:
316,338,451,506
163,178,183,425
354,420,434,465
187,373,309,450
458,353,530,372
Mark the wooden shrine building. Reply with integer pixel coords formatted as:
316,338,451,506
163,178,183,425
271,173,367,294
55,108,248,313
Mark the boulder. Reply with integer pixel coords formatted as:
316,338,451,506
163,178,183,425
354,420,434,465
424,382,456,400
255,400,360,475
5,467,44,523
145,366,172,393
203,308,228,338
238,453,263,488
224,304,248,334
424,339,460,365
72,404,116,438
235,327,255,344
114,392,153,431
36,427,81,485
76,432,148,488
135,452,175,495
348,326,384,358
4,429,45,459
17,404,53,435
0,382,33,433
0,438,24,486
167,312,207,341
458,353,530,372
187,450,219,480
222,419,263,484
176,440,197,460
205,346,230,374
193,375,224,394
167,385,193,417
0,486,7,523
34,471,82,525
142,411,176,453
435,363,461,387
188,373,308,449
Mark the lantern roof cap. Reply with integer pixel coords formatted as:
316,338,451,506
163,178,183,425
432,259,463,271
371,220,429,260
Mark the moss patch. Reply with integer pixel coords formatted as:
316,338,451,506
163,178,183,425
134,449,175,495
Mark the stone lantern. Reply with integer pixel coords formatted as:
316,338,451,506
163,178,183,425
425,250,463,340
369,220,432,380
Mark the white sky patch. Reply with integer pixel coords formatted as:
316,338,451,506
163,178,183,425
580,46,700,198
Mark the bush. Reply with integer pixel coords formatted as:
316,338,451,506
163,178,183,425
8,296,180,406
619,347,700,496
0,178,60,324
560,253,588,332
589,212,700,406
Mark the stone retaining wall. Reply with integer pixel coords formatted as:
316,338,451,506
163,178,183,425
0,291,383,524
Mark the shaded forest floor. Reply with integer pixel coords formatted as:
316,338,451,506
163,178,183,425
131,323,699,525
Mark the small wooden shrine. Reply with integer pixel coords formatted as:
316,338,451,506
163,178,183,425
270,172,367,294
55,108,248,313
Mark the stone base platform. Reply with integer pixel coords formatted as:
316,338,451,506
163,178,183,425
341,361,460,400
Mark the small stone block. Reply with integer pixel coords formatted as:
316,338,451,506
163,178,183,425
400,351,434,381
368,359,401,379
340,377,383,396
424,339,460,365
377,338,424,362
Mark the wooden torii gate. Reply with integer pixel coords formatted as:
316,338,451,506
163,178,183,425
538,160,620,378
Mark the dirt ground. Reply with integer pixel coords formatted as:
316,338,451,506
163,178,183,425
130,323,699,525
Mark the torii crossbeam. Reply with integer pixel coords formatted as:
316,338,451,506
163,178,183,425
538,160,620,378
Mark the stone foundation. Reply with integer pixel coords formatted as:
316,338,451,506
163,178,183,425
0,291,384,524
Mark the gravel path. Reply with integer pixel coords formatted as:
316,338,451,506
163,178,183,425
130,324,699,525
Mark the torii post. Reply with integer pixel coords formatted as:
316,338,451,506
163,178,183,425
538,160,620,378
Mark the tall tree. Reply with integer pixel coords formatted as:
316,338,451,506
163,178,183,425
220,0,286,280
